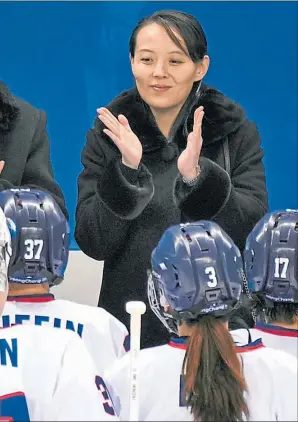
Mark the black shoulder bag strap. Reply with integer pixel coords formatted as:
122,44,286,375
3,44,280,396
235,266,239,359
223,136,231,176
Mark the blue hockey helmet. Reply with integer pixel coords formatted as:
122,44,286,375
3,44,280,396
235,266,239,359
148,221,244,334
0,189,69,287
244,210,298,303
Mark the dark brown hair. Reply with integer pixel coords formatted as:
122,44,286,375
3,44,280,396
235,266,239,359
182,315,249,421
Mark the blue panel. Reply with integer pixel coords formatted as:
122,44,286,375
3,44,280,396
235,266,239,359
0,1,297,250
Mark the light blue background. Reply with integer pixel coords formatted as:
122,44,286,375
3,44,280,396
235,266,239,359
0,1,297,249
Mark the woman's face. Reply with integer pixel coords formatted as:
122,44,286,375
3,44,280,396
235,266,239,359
130,23,209,114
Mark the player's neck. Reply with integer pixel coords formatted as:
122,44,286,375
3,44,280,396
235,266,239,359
178,321,229,337
8,283,50,297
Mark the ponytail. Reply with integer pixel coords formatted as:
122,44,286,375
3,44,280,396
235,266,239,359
182,316,249,422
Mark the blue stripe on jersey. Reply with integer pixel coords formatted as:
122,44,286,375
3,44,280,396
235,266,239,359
236,338,263,351
123,334,130,352
255,321,298,337
170,337,187,345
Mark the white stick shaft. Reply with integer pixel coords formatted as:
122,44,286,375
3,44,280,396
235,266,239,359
129,312,142,421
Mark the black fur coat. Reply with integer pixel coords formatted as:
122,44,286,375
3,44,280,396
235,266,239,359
0,81,67,217
75,84,268,348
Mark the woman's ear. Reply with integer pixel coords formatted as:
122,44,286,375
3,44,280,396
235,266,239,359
130,53,136,77
195,55,210,82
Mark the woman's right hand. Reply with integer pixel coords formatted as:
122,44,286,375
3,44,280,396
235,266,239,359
97,107,143,169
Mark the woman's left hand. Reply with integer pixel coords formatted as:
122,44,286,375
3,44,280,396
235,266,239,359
0,161,5,175
177,106,204,180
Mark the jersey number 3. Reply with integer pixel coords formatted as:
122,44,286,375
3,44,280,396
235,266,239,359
95,376,116,416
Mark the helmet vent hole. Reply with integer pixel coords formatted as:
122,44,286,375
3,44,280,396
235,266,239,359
186,234,192,243
294,223,298,232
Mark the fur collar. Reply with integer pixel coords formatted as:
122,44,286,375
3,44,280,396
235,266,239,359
94,83,246,152
0,81,19,133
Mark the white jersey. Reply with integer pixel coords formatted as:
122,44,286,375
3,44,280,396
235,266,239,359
105,337,298,421
0,324,118,421
231,322,298,358
1,294,129,373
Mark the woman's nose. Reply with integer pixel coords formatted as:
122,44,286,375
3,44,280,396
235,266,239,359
152,61,168,78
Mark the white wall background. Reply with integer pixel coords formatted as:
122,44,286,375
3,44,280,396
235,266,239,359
51,250,104,306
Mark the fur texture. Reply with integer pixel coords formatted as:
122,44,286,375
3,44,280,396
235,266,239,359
76,84,268,348
0,81,20,133
93,84,246,151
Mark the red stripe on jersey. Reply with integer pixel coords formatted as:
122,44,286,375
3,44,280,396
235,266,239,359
0,391,25,400
7,294,55,303
168,340,187,350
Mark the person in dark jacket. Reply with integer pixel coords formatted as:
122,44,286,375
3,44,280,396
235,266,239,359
75,10,268,348
0,81,67,217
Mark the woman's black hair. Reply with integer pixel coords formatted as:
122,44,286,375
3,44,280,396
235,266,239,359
129,10,207,62
250,293,298,325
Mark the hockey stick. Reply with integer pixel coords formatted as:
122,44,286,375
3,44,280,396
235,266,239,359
125,301,146,421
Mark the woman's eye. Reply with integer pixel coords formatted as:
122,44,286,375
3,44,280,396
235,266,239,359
170,60,183,65
140,58,153,63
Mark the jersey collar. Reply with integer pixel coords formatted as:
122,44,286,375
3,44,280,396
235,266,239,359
7,294,55,303
168,336,264,352
255,321,298,338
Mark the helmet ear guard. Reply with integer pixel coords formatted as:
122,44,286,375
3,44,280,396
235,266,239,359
147,270,178,334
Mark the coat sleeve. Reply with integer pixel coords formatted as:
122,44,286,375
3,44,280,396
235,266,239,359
75,129,154,261
0,110,68,218
174,120,268,251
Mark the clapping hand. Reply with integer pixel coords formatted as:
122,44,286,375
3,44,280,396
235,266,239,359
0,161,5,175
177,106,204,180
97,108,142,169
